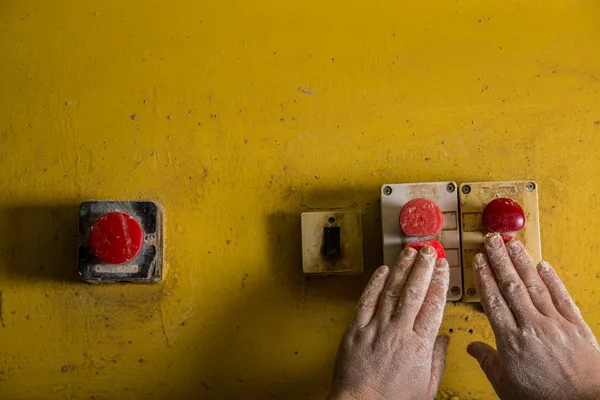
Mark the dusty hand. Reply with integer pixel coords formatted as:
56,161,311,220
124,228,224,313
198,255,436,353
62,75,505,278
328,246,450,400
468,233,600,400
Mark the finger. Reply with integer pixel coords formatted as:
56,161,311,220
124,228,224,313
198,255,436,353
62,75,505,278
375,247,418,322
393,245,437,324
484,233,538,324
536,261,586,325
427,335,450,399
473,253,517,332
414,258,450,338
351,265,390,330
467,342,501,389
505,239,558,317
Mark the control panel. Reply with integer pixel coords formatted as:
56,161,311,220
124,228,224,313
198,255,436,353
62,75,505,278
381,182,463,301
78,201,165,283
459,181,541,302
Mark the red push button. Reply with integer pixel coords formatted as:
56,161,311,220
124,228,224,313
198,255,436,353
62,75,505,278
405,239,446,258
482,198,525,233
399,198,444,236
89,212,143,264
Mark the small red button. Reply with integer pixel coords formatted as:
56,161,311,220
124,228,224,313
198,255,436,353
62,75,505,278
405,239,446,258
482,198,525,233
89,212,143,264
399,198,444,236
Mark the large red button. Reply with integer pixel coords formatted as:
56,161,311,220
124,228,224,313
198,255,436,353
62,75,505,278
399,198,444,236
89,212,143,264
482,198,525,233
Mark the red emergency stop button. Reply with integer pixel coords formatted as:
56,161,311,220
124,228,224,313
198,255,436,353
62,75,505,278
482,198,525,233
399,198,444,236
89,212,143,264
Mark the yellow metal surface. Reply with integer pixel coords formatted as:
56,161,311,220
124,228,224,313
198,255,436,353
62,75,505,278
1,0,600,398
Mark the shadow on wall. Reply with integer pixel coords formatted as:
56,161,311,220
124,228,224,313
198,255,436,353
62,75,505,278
0,204,80,283
0,186,385,399
180,186,384,399
264,186,384,302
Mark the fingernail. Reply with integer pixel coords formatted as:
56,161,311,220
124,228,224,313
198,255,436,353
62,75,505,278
486,233,503,249
441,334,451,345
537,260,552,275
473,253,485,269
436,258,449,269
420,245,436,257
376,265,389,276
505,239,521,254
402,247,418,259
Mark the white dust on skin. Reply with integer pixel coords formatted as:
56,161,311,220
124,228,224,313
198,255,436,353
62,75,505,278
356,266,389,314
483,233,534,320
471,234,600,400
334,247,452,400
473,244,511,321
416,258,450,334
395,246,436,312
537,260,600,353
504,239,532,269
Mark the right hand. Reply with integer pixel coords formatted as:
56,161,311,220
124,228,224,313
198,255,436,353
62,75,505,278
468,233,600,400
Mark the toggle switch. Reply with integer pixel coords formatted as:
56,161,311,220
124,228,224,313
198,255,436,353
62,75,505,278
301,210,363,275
322,226,342,258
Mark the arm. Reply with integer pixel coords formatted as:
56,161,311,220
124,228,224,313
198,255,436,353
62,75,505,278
469,233,600,400
328,245,450,400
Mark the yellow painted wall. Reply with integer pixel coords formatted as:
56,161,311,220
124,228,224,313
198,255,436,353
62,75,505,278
2,0,600,398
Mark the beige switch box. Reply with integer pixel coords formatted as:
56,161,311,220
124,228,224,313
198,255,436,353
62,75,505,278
301,210,364,275
459,181,541,303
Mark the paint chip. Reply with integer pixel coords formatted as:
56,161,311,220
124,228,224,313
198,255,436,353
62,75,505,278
130,114,136,120
297,86,315,95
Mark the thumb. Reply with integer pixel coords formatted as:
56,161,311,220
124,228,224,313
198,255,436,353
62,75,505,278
428,335,450,399
467,341,501,385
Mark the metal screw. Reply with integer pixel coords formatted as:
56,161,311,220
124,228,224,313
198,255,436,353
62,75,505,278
526,182,536,191
450,286,460,296
446,183,456,193
461,185,471,194
383,186,392,195
467,288,476,296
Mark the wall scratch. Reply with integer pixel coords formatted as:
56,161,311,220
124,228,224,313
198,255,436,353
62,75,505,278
0,292,4,328
160,304,173,347
133,160,145,172
297,86,315,95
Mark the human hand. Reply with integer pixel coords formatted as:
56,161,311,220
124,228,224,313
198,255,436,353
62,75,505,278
468,233,600,400
328,245,450,400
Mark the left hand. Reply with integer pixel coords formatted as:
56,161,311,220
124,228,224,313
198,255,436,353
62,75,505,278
328,245,451,400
